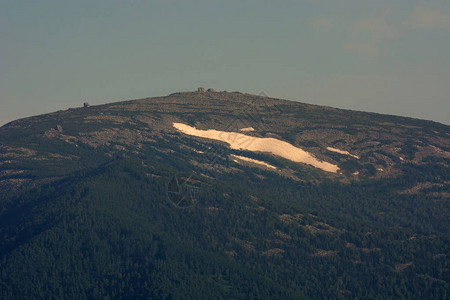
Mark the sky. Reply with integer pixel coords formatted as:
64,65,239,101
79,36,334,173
1,0,449,126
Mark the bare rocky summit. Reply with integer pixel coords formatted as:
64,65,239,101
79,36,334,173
0,90,448,196
0,89,448,299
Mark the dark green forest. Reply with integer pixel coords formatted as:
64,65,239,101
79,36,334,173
0,92,449,299
1,152,448,299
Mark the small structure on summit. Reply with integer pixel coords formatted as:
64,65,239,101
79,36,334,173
83,102,90,108
197,87,205,92
207,88,216,92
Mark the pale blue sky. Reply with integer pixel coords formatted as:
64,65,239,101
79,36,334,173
1,0,449,125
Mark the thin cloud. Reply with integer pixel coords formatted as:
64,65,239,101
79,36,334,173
402,7,450,30
315,17,333,31
351,8,399,40
344,6,450,58
343,42,380,59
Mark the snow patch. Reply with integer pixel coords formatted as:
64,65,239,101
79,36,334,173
173,123,339,173
327,147,359,159
239,127,255,132
230,154,277,169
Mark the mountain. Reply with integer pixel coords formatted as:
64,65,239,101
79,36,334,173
0,90,449,299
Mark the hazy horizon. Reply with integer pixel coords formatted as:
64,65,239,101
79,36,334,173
1,0,449,126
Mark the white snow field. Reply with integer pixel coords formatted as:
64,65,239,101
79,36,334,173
173,123,339,173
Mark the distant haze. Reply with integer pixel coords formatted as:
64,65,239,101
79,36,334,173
1,0,449,126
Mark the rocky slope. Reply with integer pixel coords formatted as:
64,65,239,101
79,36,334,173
1,90,448,196
0,90,449,298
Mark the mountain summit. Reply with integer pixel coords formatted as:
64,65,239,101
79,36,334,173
0,91,449,298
